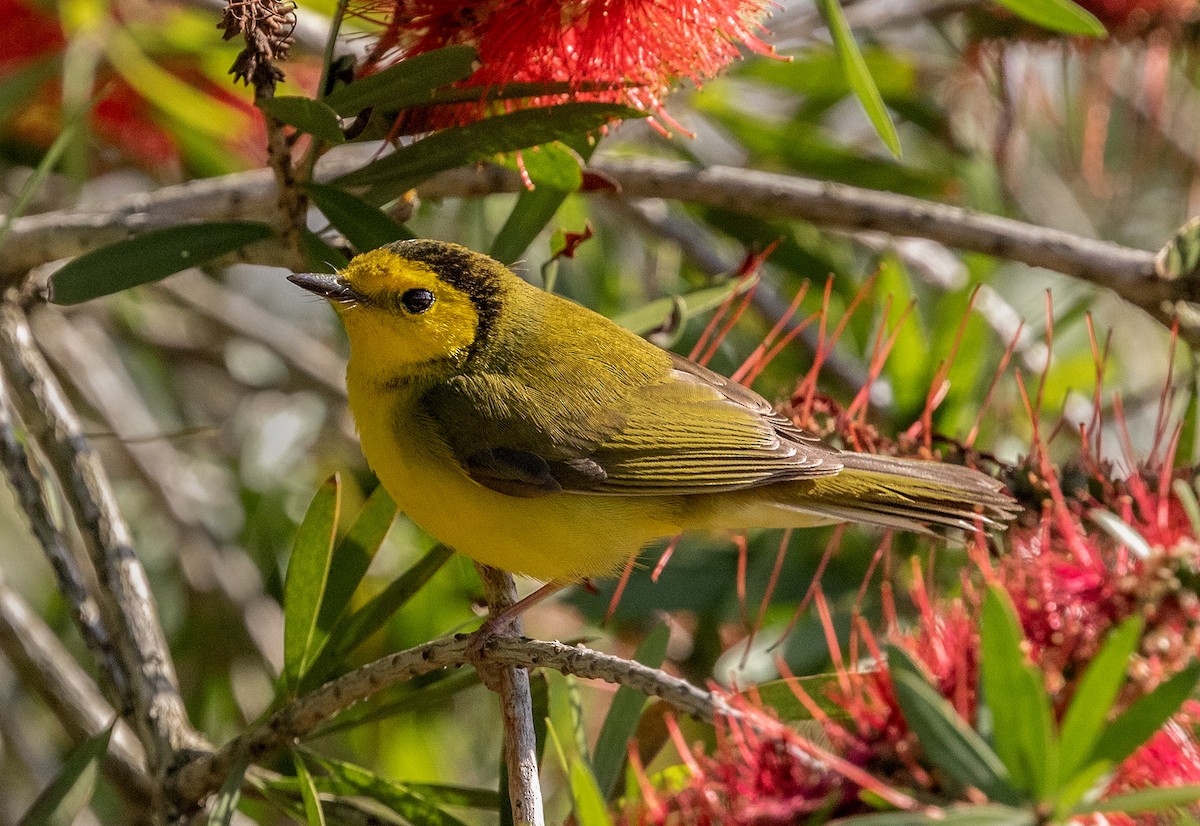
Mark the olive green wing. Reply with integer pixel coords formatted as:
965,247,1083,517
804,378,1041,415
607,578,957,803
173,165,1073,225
418,353,843,498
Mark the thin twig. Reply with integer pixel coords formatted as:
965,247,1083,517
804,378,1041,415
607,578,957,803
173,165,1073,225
0,300,202,774
169,634,724,807
0,572,154,811
0,347,127,708
475,566,545,826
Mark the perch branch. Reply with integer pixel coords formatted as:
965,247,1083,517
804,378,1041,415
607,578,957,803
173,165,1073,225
170,634,724,807
475,566,545,826
0,301,202,773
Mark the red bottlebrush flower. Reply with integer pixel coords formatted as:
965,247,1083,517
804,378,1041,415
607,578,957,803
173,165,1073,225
356,0,776,127
619,699,861,826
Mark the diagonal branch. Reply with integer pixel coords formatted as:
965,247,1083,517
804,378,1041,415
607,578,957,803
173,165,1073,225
1,157,1189,340
0,301,203,775
0,351,128,710
169,634,725,808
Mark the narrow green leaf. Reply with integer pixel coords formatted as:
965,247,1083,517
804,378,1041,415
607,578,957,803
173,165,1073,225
208,757,250,826
489,186,572,265
592,624,669,799
306,543,454,679
310,485,398,665
500,142,585,191
1058,615,1144,778
978,586,1057,798
992,0,1107,36
482,136,585,262
300,230,351,273
1051,759,1114,818
751,674,851,722
323,45,479,116
888,644,1022,805
828,804,1036,826
400,782,501,810
283,475,342,690
569,759,614,826
1076,784,1200,815
315,670,482,737
0,100,84,251
1090,661,1200,768
18,726,111,826
307,753,472,826
613,280,751,337
334,103,641,204
259,96,344,144
814,0,901,157
49,222,274,305
307,183,413,254
292,751,327,826
546,715,612,826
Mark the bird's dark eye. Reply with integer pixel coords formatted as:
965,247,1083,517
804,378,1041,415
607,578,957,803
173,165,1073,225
400,288,435,314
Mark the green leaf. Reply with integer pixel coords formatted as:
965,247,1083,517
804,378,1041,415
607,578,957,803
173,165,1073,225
828,804,1036,826
499,141,585,191
1090,661,1200,768
307,753,472,826
752,674,851,722
888,644,1022,805
613,280,751,337
0,100,85,251
1076,784,1200,816
814,0,901,158
300,230,351,273
1058,615,1144,778
18,726,111,826
323,45,479,116
334,103,641,204
488,140,588,263
400,782,501,810
991,0,1107,36
978,586,1057,798
316,669,482,737
592,624,669,799
546,714,612,826
292,751,326,826
283,474,342,690
307,183,413,254
259,96,344,144
49,222,274,305
305,543,454,680
208,757,250,826
300,485,398,691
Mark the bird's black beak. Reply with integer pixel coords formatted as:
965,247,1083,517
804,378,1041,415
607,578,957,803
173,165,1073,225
287,272,363,302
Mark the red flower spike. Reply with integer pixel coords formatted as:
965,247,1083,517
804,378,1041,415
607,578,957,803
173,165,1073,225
357,0,779,128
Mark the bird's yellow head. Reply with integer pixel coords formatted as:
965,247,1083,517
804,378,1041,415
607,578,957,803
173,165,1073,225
290,240,509,383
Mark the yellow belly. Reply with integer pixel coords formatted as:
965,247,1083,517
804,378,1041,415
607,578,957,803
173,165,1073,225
347,381,685,582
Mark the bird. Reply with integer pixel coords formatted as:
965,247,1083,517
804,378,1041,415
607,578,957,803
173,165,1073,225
289,239,1014,602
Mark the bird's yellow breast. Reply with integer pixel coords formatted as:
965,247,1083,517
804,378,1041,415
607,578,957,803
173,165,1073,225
346,369,685,582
